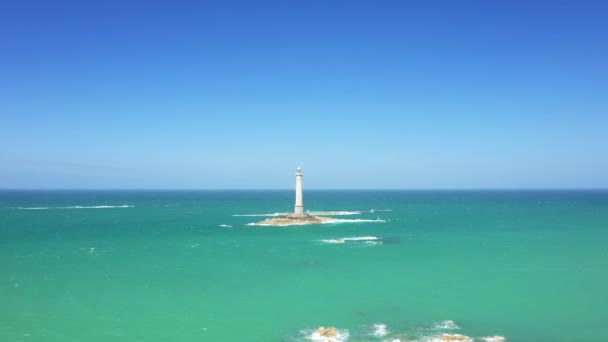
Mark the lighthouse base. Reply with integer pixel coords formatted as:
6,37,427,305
253,213,336,226
288,211,307,219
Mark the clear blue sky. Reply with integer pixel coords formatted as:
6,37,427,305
1,1,606,189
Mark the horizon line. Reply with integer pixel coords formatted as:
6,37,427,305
0,188,607,191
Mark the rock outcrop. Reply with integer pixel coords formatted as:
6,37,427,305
316,326,338,337
253,213,339,226
438,334,472,341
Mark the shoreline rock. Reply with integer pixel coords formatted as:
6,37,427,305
252,213,339,226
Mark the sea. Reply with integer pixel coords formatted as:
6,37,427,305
1,190,607,342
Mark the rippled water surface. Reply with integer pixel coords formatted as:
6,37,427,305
1,190,607,341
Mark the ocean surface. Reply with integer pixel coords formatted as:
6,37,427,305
1,190,607,342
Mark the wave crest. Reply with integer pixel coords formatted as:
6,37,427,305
321,236,380,244
18,205,133,210
233,213,286,217
311,211,361,216
434,320,460,330
290,321,504,342
372,323,388,337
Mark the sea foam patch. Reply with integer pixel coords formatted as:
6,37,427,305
434,320,460,330
372,323,388,337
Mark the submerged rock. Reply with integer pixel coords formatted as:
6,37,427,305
253,214,338,226
437,333,472,341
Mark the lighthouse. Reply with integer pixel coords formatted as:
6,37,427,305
252,167,369,225
294,167,304,216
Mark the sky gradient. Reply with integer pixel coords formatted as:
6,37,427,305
1,1,607,189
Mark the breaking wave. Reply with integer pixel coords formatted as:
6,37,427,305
247,218,385,227
235,209,390,217
233,213,286,217
67,205,133,209
288,321,504,342
312,209,392,215
311,211,361,216
330,218,385,223
342,236,379,241
219,224,233,228
481,337,506,342
18,205,134,210
372,323,388,337
321,236,380,244
434,320,460,330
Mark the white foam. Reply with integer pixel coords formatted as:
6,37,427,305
235,210,389,217
18,205,133,210
291,321,503,342
246,217,385,227
219,224,233,228
66,205,134,209
321,239,346,244
434,320,460,330
321,236,380,244
311,211,362,216
372,323,388,337
343,236,379,241
329,218,386,223
233,213,286,217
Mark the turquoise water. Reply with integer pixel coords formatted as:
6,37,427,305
1,190,607,341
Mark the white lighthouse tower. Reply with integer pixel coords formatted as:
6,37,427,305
294,167,304,216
